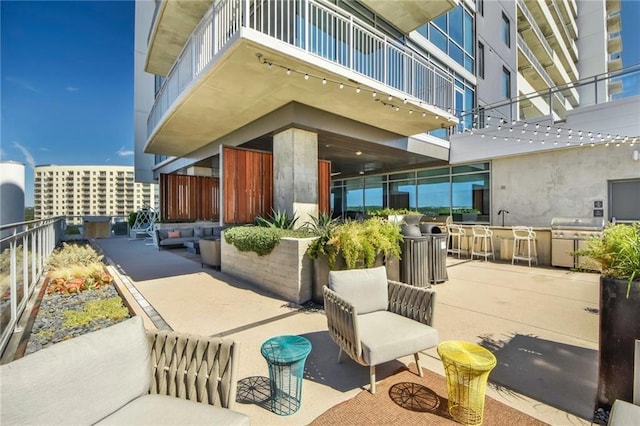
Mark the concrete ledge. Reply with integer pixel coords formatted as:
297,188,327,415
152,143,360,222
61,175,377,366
221,236,317,304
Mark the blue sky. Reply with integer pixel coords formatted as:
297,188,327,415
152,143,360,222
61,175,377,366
1,1,134,206
1,1,639,207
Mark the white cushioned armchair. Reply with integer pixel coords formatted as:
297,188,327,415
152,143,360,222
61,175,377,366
323,266,438,393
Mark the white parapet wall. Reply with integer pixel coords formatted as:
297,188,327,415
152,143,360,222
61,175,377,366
221,236,317,304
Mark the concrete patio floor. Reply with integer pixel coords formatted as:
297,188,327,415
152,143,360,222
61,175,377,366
97,237,599,426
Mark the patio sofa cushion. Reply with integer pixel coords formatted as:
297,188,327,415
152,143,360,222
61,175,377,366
0,317,249,426
194,226,214,238
609,400,640,426
96,394,249,425
358,310,438,365
0,317,151,425
329,266,388,314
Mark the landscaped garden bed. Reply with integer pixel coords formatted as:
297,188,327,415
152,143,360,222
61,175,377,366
20,243,131,357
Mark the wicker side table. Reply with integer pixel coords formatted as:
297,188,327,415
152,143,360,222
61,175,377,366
261,335,312,416
437,341,497,425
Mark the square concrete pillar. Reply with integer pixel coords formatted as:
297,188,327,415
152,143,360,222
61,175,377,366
273,127,318,227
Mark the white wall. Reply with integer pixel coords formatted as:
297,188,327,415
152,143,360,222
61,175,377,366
133,0,157,184
577,0,608,106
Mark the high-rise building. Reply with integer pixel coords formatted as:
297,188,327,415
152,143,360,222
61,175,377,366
34,165,158,222
134,0,639,226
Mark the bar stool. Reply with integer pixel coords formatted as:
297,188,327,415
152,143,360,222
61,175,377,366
447,224,467,258
512,226,538,266
471,225,494,261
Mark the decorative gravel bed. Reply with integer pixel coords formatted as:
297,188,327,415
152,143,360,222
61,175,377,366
25,283,131,356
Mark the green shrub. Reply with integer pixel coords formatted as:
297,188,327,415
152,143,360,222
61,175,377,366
255,209,299,229
128,211,138,228
62,297,129,328
224,226,311,256
308,217,403,269
47,243,103,271
578,223,640,297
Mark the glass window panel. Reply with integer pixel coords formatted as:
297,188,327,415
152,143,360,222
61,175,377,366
430,25,447,53
478,43,484,78
452,163,490,174
417,24,428,38
463,11,473,52
452,173,490,215
449,6,463,46
465,86,475,129
345,178,364,216
389,172,414,181
503,67,511,98
502,13,510,47
418,167,450,178
433,13,447,32
417,176,450,215
449,41,464,65
389,180,416,210
464,54,474,73
364,178,385,213
429,128,449,139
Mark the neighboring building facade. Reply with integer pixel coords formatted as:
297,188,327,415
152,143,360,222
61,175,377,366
34,165,158,223
134,0,638,226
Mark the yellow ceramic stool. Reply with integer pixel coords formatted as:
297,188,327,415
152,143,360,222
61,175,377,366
437,341,497,425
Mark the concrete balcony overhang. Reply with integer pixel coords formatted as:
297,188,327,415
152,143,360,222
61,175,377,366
608,80,623,96
608,57,623,72
359,0,458,34
608,35,622,55
607,14,621,34
145,36,457,157
145,0,214,76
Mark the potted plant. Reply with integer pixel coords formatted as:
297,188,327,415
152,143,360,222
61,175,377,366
307,216,402,304
578,222,640,410
368,208,423,225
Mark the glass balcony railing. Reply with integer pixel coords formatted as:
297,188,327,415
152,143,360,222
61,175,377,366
147,0,455,138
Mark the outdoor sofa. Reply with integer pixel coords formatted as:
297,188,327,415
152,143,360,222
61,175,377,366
0,316,250,425
154,225,226,249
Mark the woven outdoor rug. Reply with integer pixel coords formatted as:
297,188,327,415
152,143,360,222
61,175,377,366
310,364,547,425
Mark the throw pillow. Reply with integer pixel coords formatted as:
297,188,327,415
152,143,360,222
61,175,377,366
167,230,181,238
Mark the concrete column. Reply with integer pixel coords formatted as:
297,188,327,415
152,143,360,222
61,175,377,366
273,127,318,227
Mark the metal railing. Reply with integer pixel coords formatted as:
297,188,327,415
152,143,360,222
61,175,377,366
147,0,454,138
0,217,65,356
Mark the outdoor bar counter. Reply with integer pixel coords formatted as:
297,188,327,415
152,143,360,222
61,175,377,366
450,225,552,266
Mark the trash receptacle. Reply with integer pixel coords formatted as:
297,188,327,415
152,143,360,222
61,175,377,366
400,225,430,287
420,224,449,284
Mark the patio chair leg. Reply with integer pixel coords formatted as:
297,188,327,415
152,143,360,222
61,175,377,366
414,353,424,377
337,348,343,364
369,365,376,394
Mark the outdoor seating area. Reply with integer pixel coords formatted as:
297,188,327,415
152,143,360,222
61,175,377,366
82,235,608,425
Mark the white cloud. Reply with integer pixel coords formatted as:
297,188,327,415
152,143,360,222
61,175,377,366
6,76,39,93
12,141,36,169
0,148,6,160
105,157,111,163
117,147,134,157
66,86,79,92
39,147,50,151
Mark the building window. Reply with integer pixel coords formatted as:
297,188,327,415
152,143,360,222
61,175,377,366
478,42,485,78
477,0,483,16
501,13,510,47
502,67,511,98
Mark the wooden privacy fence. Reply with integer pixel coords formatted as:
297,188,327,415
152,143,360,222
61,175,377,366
160,147,331,224
160,174,220,221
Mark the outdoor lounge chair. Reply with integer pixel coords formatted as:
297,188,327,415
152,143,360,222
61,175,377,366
323,266,438,393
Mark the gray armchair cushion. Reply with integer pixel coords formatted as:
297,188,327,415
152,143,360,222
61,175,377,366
158,230,169,240
96,394,250,426
328,266,388,314
194,227,203,238
180,228,194,238
357,310,438,365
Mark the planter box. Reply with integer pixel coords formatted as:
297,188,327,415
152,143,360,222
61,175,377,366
597,276,640,410
221,236,317,304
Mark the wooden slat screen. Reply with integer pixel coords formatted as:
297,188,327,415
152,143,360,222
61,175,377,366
318,160,331,215
223,147,273,224
160,174,219,221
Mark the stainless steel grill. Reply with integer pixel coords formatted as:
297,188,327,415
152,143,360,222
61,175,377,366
550,217,605,269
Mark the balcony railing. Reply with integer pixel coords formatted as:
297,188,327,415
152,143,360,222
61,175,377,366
0,217,65,356
147,0,454,138
517,0,553,60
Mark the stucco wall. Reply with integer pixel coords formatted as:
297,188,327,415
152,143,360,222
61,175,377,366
221,237,316,304
491,145,639,227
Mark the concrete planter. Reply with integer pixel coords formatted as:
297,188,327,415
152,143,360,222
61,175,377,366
311,253,400,304
597,276,640,410
221,236,317,304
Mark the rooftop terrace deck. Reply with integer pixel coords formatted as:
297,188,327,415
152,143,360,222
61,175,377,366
97,236,598,425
